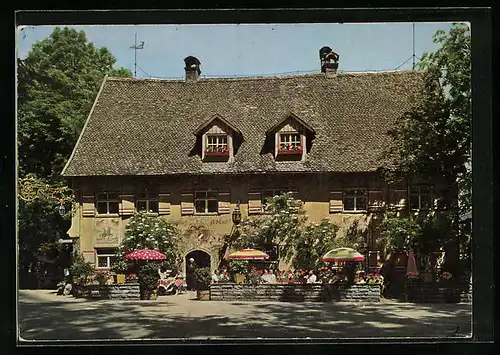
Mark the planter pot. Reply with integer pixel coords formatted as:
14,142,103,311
204,151,229,157
277,149,303,155
197,290,210,301
234,274,246,284
116,274,126,284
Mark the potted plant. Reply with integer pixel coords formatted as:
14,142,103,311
111,259,128,284
95,270,110,286
229,260,248,284
138,262,159,300
194,267,211,300
247,267,262,285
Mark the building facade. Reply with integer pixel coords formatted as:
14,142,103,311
62,49,429,274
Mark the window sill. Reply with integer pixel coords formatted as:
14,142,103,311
194,212,219,216
95,214,120,218
342,210,367,214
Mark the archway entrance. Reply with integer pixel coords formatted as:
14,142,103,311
185,250,211,291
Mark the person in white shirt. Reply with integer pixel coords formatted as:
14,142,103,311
211,270,219,283
307,270,317,284
261,270,271,283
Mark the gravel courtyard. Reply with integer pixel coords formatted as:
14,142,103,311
18,289,472,341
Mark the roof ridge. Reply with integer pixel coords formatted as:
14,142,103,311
106,69,422,83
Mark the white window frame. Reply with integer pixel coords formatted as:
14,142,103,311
409,186,433,211
278,133,301,151
205,134,228,153
95,249,117,269
343,188,368,212
96,192,119,215
136,191,159,213
194,190,219,214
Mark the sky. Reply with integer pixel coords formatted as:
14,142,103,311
16,23,456,79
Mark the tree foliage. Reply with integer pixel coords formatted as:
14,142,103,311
384,24,471,214
18,26,132,179
292,219,340,270
381,24,471,275
17,27,131,285
234,192,307,262
378,212,422,257
118,211,181,272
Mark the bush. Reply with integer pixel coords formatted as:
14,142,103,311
119,211,181,272
110,259,128,274
194,267,212,290
229,260,248,276
69,253,95,284
234,192,307,262
137,262,159,293
292,219,340,270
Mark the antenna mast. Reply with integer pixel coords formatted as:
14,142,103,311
412,23,416,70
130,33,145,77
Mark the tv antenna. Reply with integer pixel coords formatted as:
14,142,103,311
130,33,145,77
412,23,416,70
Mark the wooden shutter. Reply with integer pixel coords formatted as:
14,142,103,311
82,195,95,217
368,190,383,211
390,187,407,210
329,190,343,213
248,190,262,214
119,194,135,216
218,191,231,214
158,193,171,215
180,192,194,215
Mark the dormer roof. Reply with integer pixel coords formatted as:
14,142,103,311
266,112,315,135
193,113,242,136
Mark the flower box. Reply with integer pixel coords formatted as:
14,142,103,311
277,149,303,156
205,151,229,157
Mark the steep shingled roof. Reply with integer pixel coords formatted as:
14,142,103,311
61,71,423,177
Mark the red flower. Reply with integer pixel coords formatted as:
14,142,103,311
288,271,292,275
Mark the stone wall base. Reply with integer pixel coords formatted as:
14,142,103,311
74,283,140,300
210,283,381,302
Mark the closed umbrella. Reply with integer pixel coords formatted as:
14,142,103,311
227,249,269,260
406,251,419,276
322,247,365,262
125,249,167,261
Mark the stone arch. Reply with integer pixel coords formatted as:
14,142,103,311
183,248,213,291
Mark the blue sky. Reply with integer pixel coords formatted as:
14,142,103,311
17,23,455,79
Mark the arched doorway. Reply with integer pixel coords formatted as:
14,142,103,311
185,250,211,290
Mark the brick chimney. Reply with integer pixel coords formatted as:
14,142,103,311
319,46,339,75
184,56,201,83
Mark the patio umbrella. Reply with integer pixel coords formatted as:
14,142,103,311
227,249,269,260
322,247,365,262
125,249,167,261
406,251,419,276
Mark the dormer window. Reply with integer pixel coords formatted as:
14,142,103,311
266,112,315,161
278,133,303,155
193,114,241,162
205,135,229,156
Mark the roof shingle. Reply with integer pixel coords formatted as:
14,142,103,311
62,71,423,177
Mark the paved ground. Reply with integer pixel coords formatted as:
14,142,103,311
18,290,472,341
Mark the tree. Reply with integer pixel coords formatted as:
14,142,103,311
234,192,307,263
18,27,132,179
118,211,181,272
17,27,131,287
292,219,340,271
382,24,471,275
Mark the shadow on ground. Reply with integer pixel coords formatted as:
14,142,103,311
18,291,471,341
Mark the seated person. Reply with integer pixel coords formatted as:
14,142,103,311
211,270,219,283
